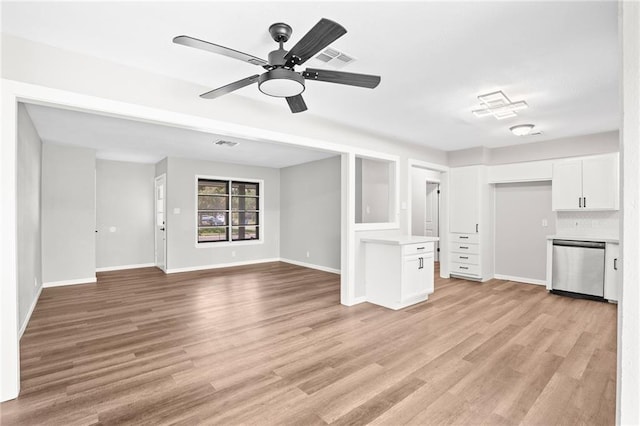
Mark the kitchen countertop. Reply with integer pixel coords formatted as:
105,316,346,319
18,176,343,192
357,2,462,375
546,235,619,243
361,236,439,245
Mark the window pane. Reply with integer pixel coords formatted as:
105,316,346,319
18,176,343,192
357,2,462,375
199,212,228,226
231,182,258,196
232,226,259,241
198,195,228,210
231,212,258,226
198,180,228,195
198,227,228,242
231,196,257,210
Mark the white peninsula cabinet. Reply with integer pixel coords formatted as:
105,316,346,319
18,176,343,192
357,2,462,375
552,154,619,211
448,165,493,281
363,236,438,310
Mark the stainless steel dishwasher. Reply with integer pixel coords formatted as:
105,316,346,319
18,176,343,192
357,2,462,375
551,239,606,299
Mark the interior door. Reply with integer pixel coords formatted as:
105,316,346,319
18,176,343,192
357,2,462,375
425,182,440,261
155,174,166,271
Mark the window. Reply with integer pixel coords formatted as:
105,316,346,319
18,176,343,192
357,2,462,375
197,178,261,243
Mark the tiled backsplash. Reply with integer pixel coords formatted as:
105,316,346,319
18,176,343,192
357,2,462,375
556,211,620,239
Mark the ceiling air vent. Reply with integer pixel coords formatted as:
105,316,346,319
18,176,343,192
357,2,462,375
214,140,239,147
313,47,355,69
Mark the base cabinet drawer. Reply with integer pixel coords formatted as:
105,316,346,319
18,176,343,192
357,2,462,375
450,262,480,277
451,253,479,265
402,242,434,256
451,233,479,244
450,242,479,255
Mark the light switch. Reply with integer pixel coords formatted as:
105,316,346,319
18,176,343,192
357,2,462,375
173,208,181,214
542,219,548,227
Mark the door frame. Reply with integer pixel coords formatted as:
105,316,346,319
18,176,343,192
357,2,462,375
154,174,167,272
424,181,440,261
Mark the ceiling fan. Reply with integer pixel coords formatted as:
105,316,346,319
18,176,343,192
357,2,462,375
173,18,381,113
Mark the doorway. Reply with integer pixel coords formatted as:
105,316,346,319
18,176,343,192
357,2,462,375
424,182,440,261
154,174,166,271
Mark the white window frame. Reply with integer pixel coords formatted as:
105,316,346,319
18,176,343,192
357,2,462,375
195,175,264,248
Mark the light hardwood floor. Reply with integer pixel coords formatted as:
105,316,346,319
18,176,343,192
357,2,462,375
1,262,616,425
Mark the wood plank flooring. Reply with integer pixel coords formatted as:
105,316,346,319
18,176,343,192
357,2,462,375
1,262,617,425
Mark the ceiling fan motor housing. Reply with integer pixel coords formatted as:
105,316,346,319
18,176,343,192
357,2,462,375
268,48,288,67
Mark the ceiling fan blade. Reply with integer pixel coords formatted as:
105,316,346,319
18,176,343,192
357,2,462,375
283,18,347,67
302,68,381,89
286,95,308,113
200,75,260,99
173,35,269,67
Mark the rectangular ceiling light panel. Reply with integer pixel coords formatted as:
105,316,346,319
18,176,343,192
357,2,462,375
472,90,528,120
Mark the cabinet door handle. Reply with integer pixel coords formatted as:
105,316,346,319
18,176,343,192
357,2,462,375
476,224,479,233
418,257,423,269
579,197,582,208
614,258,618,270
583,197,587,208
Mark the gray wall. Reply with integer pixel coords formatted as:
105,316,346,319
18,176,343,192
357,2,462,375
359,158,390,223
42,144,96,283
280,156,341,270
96,160,155,269
165,157,280,270
17,104,42,332
494,182,556,281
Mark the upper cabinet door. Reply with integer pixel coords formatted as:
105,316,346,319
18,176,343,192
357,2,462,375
552,160,583,210
582,156,619,210
450,166,480,233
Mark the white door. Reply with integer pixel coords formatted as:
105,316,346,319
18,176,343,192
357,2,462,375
551,160,583,210
582,156,618,210
424,183,439,261
449,167,480,233
154,174,166,271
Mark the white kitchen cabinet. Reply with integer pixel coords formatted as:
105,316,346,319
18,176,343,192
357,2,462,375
604,242,620,302
362,237,437,310
552,154,619,211
448,166,493,281
449,167,480,234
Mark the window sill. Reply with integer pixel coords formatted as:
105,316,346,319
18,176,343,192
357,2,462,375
195,239,264,249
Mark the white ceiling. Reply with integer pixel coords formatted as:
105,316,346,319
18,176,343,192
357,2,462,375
3,1,619,153
24,103,336,167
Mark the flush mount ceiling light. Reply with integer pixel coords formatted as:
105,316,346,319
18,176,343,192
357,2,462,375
510,124,535,136
472,90,528,120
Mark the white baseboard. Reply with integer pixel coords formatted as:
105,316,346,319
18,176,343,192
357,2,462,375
96,263,155,272
43,277,97,288
279,258,340,274
165,258,280,274
494,274,546,286
19,285,42,339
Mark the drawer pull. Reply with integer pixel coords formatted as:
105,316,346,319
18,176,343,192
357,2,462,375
459,266,469,270
417,247,425,250
459,236,469,239
459,246,469,249
459,256,468,259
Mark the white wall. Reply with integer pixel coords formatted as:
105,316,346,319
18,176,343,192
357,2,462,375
41,143,96,284
164,157,280,271
16,104,42,334
280,156,341,271
494,182,556,282
96,160,155,269
555,210,620,239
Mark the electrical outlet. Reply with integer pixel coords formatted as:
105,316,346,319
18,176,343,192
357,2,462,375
306,251,310,258
34,277,38,288
542,219,548,227
231,250,236,258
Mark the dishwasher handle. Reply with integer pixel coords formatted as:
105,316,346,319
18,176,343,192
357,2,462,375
552,239,606,249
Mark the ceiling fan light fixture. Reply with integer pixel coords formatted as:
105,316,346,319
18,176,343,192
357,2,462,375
510,124,535,136
258,68,305,98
